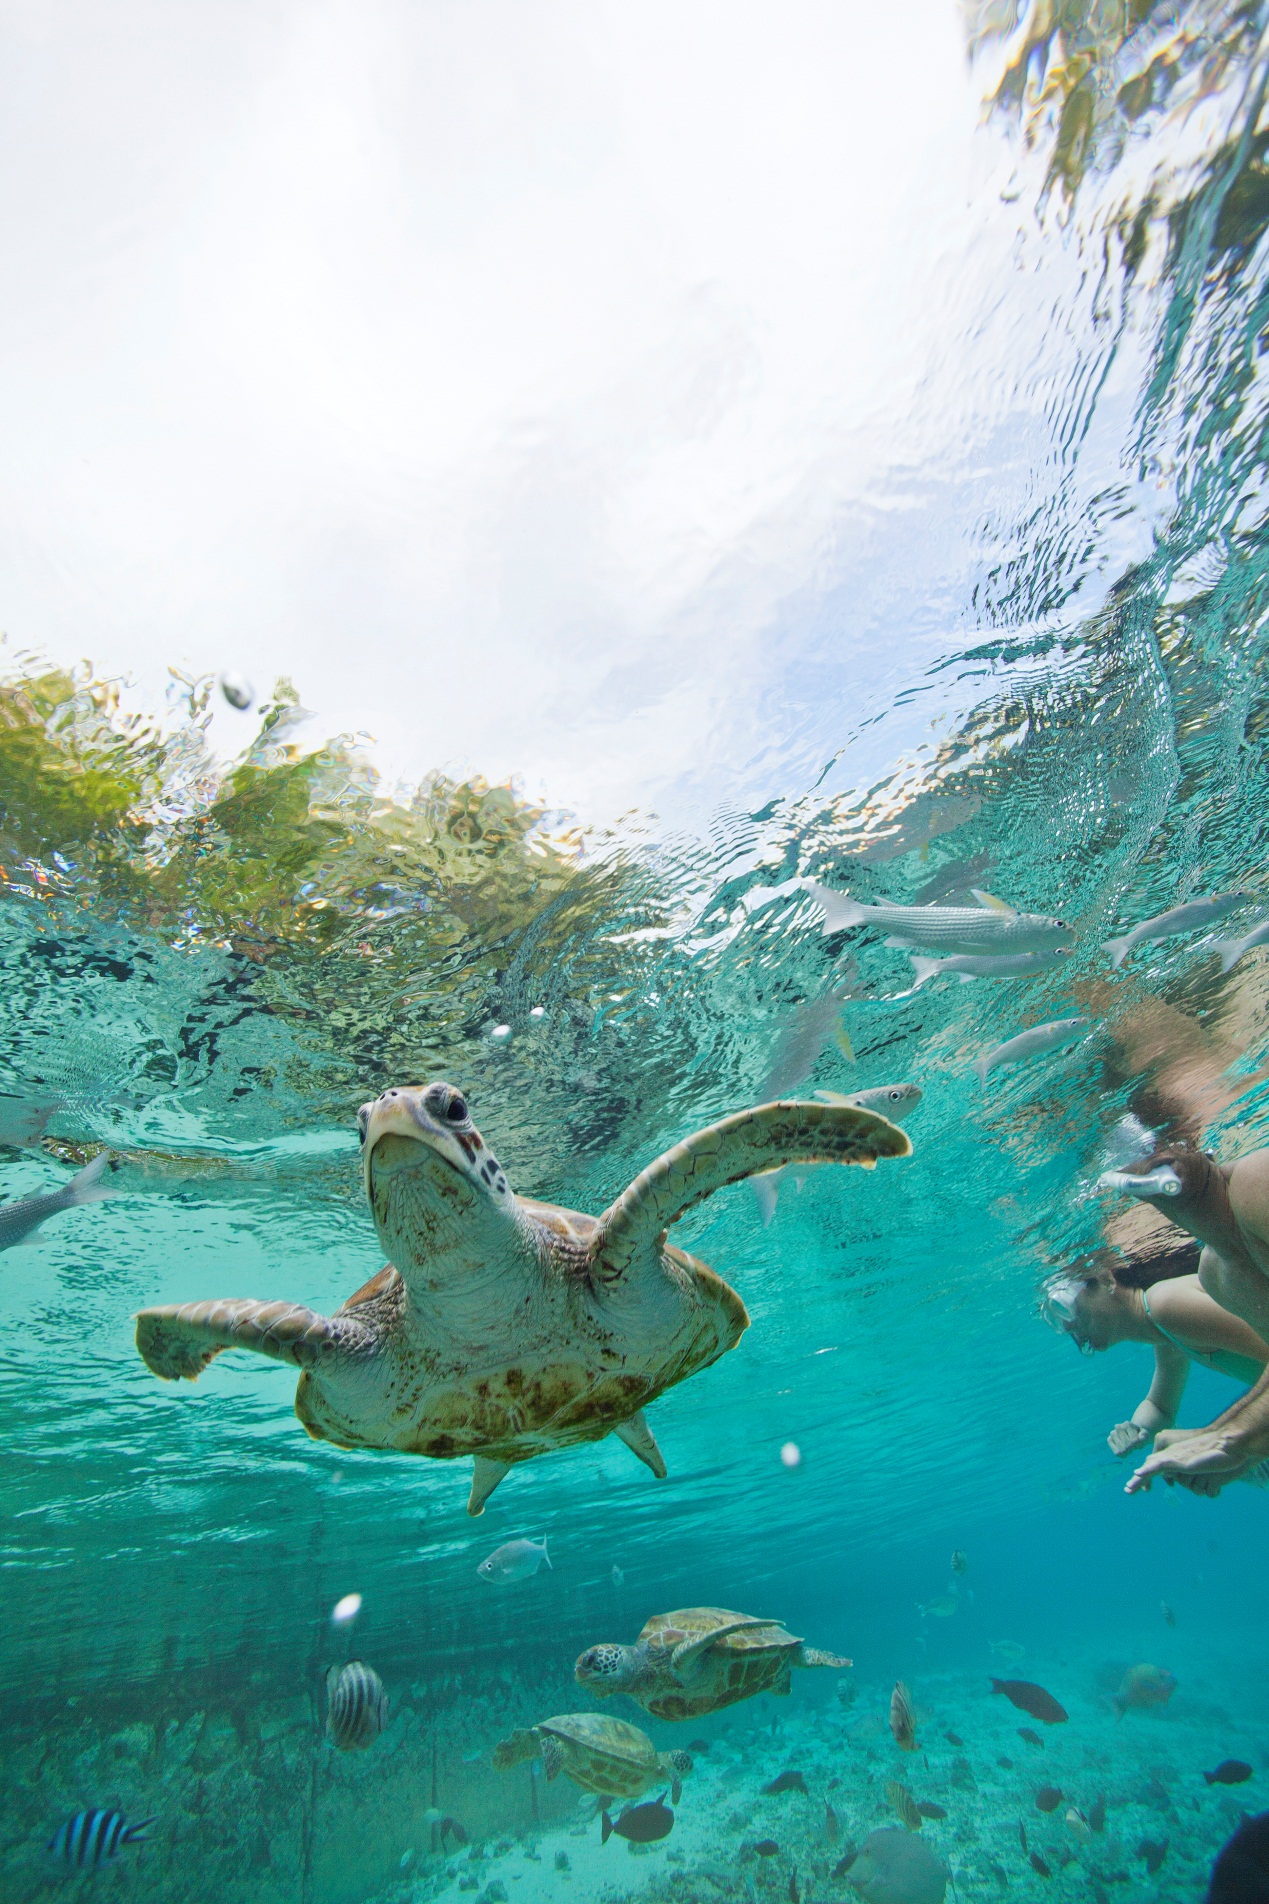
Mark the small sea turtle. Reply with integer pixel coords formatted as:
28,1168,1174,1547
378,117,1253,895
492,1713,692,1802
135,1081,910,1514
574,1607,851,1721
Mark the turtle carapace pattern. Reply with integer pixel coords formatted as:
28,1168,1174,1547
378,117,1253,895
574,1607,851,1720
134,1081,912,1514
492,1713,692,1803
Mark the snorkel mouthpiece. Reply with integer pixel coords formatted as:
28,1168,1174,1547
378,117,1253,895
1098,1165,1183,1199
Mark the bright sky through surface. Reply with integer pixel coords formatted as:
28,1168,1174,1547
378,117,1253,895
0,1,978,822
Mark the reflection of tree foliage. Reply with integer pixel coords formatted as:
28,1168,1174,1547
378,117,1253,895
965,1,1261,201
0,654,681,1135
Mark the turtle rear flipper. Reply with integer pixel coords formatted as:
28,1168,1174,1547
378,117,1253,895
135,1298,368,1382
798,1646,852,1669
588,1100,911,1286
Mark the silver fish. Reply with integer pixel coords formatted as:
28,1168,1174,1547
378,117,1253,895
477,1536,551,1582
757,986,856,1099
909,948,1070,986
808,883,1074,956
750,1085,921,1225
49,1810,154,1870
1104,892,1253,969
1214,915,1269,972
0,1152,115,1251
975,1016,1090,1084
326,1659,388,1750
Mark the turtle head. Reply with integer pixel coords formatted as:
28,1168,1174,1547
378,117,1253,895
574,1641,638,1695
359,1082,523,1281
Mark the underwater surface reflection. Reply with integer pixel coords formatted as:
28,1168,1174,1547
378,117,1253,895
5,4,1269,1902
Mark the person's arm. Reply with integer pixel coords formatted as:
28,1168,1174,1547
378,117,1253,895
1107,1344,1189,1456
1145,1273,1269,1369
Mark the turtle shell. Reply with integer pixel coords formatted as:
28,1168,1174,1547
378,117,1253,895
538,1713,662,1798
638,1607,801,1720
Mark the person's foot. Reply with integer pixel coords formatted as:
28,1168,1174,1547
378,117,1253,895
1127,1418,1269,1496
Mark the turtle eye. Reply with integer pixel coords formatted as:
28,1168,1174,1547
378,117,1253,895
446,1095,469,1125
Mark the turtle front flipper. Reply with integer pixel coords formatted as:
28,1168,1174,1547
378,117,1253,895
588,1099,912,1285
669,1619,776,1683
612,1410,667,1478
135,1298,369,1381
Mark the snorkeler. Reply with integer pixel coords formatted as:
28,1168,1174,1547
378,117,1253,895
1099,1146,1269,1494
1046,1240,1269,1466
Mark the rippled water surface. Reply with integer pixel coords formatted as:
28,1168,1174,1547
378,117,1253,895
5,5,1269,1902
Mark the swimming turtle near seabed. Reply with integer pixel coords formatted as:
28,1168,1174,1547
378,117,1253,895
134,1081,911,1515
492,1713,693,1803
575,1606,851,1720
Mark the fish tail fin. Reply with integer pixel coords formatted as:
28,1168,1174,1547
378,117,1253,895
1203,1771,1216,1785
909,956,941,988
807,884,867,935
989,1679,1003,1693
66,1151,117,1205
601,1812,614,1845
539,1539,552,1571
974,1057,990,1086
122,1820,156,1845
1215,937,1243,973
1103,933,1134,969
751,1172,781,1228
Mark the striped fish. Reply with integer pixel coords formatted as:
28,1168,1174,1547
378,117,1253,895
48,1809,154,1869
326,1659,388,1750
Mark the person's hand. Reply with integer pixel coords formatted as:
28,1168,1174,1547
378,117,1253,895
1126,1426,1247,1496
1108,1420,1150,1457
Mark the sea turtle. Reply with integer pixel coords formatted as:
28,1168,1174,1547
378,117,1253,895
574,1607,851,1720
492,1712,692,1803
134,1081,911,1515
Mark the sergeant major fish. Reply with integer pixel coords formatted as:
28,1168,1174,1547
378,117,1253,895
808,883,1075,956
0,1151,115,1252
326,1659,388,1750
49,1810,154,1870
477,1537,551,1582
1104,892,1253,969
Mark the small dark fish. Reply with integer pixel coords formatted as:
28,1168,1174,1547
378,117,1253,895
1035,1787,1064,1814
1018,1822,1028,1856
917,1802,947,1819
688,1739,710,1754
832,1849,858,1878
1018,1727,1044,1747
789,1868,800,1904
1207,1761,1254,1786
988,1861,1008,1888
1208,1810,1269,1902
825,1799,840,1843
754,1839,780,1857
439,1817,467,1847
944,1729,964,1746
602,1792,673,1845
1089,1794,1106,1833
1029,1851,1052,1878
951,1549,969,1575
764,1770,809,1795
990,1678,1068,1724
48,1810,154,1870
1139,1837,1168,1875
1162,1601,1176,1627
998,1756,1014,1769
326,1660,388,1750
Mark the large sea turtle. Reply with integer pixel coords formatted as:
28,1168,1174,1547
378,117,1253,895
574,1607,851,1720
134,1081,910,1514
492,1713,691,1802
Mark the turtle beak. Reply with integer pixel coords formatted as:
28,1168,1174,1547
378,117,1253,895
360,1088,466,1203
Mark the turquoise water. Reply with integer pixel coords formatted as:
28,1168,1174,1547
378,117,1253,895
5,5,1269,1902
